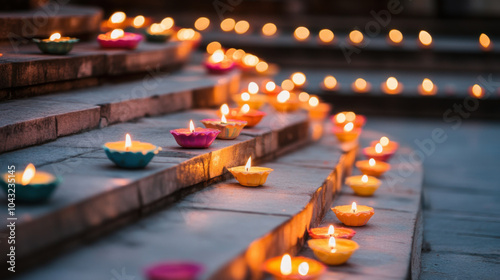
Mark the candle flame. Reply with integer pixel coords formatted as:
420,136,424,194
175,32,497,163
380,136,390,146
298,92,310,103
388,29,403,44
265,81,276,92
240,104,250,114
335,113,346,123
369,158,376,166
352,202,357,213
375,143,383,154
248,82,259,94
194,17,210,31
277,90,290,103
298,262,309,276
419,30,432,46
125,133,132,150
354,78,367,91
160,17,174,30
471,84,484,98
479,33,491,49
345,112,356,122
294,26,310,41
323,75,337,90
308,96,319,107
291,72,306,87
242,54,259,66
133,15,145,28
386,77,398,91
221,104,230,115
256,61,268,73
49,33,61,41
328,225,334,236
21,163,36,185
109,11,126,24
344,122,354,132
281,79,295,91
329,236,336,249
220,18,235,32
362,175,368,183
177,28,195,41
280,254,292,276
349,30,364,44
245,157,251,172
149,23,164,34
241,92,250,101
110,29,124,39
234,20,249,34
262,23,277,36
422,78,434,93
221,114,227,124
189,120,195,133
319,29,334,43
211,50,224,63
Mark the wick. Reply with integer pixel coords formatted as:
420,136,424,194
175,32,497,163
352,209,356,213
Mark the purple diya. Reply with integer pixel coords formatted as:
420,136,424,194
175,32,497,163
170,120,220,148
201,116,247,140
145,262,203,280
97,29,143,49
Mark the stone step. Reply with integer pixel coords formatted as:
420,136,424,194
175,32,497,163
0,5,102,41
0,65,240,153
7,125,356,279
0,39,199,100
0,107,311,274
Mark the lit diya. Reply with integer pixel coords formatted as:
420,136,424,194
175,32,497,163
33,32,79,55
145,23,174,42
97,29,143,49
332,122,361,143
233,82,268,110
144,261,203,280
331,111,365,128
308,237,359,265
346,174,381,196
263,254,326,280
306,96,331,121
381,77,403,95
204,49,235,74
332,202,375,226
308,224,356,239
0,163,61,202
370,136,399,153
228,157,273,187
261,80,282,96
362,143,395,162
170,120,220,148
270,90,301,112
355,158,390,177
217,104,266,128
104,133,161,169
201,115,247,140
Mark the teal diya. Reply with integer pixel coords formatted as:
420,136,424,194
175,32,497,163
0,163,61,203
104,134,161,169
201,115,247,140
33,32,79,55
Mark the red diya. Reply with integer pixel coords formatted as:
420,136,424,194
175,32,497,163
362,143,395,162
204,49,235,74
201,115,247,140
217,104,266,128
332,122,361,143
97,29,143,49
308,225,356,239
170,120,220,148
144,262,203,280
370,136,399,153
331,111,366,128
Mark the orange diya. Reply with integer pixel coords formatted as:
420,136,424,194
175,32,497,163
332,122,361,143
363,143,395,162
270,90,301,112
355,158,391,177
217,104,266,128
331,111,366,128
308,225,356,239
262,80,282,96
228,157,273,187
263,254,326,280
308,237,359,265
332,202,375,226
346,174,381,196
201,115,247,140
233,82,269,109
305,96,331,121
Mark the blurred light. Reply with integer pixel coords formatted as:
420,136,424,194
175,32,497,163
323,75,337,90
349,30,364,44
470,84,484,98
234,20,250,34
243,54,259,66
421,78,435,95
248,82,259,94
194,17,210,31
110,12,126,24
294,26,310,41
277,90,290,103
262,23,277,36
419,30,432,46
232,49,245,60
221,18,235,32
386,77,398,91
479,33,491,50
110,29,124,39
354,78,368,92
160,17,174,30
309,96,319,107
298,92,310,102
133,15,145,28
291,72,306,87
255,61,269,73
281,79,295,91
177,28,195,40
388,29,403,44
265,81,276,92
206,41,221,54
319,29,334,43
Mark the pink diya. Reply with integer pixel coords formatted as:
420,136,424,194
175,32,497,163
370,136,399,153
144,262,203,280
331,111,366,128
204,49,235,74
217,104,266,128
97,29,143,49
362,143,395,162
170,120,220,148
201,115,247,140
332,122,361,143
308,225,356,239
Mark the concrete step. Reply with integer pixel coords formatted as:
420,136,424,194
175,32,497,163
0,107,311,274
7,126,356,279
0,65,240,153
0,39,199,100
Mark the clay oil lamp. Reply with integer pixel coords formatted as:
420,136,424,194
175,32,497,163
170,120,220,148
0,163,61,203
201,115,247,140
233,82,268,110
308,237,359,265
104,133,161,169
228,157,273,187
261,80,281,96
332,202,375,226
97,28,143,49
263,254,326,280
308,225,356,239
270,90,301,113
33,32,79,55
332,122,360,143
355,158,391,177
217,104,266,128
306,96,331,121
362,143,395,162
145,262,203,280
370,136,399,153
204,49,235,74
346,174,382,196
331,111,365,128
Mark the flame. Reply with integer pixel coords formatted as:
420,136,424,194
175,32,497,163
243,54,259,66
206,41,221,54
245,157,251,172
256,61,268,73
349,30,364,44
419,30,432,46
294,26,310,41
125,133,132,150
110,29,124,39
380,136,389,146
319,29,334,43
352,202,357,213
232,49,245,61
109,11,126,24
160,17,174,30
234,20,250,34
422,78,434,93
298,262,309,276
262,23,277,36
328,225,334,236
220,18,235,32
221,115,227,124
291,72,306,86
194,17,210,31
388,29,403,44
210,50,224,63
354,78,367,91
49,33,61,41
221,104,230,115
241,92,251,101
21,163,36,185
248,82,259,94
375,143,383,154
335,113,346,123
471,84,484,98
277,90,290,103
308,96,319,107
280,254,292,276
265,81,276,92
240,104,250,114
344,122,354,132
369,158,376,166
323,75,337,90
189,120,195,133
177,28,195,40
149,23,164,34
386,77,398,91
329,236,336,249
345,112,356,122
281,79,295,91
362,175,368,183
479,33,491,49
133,15,145,28
298,92,310,103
